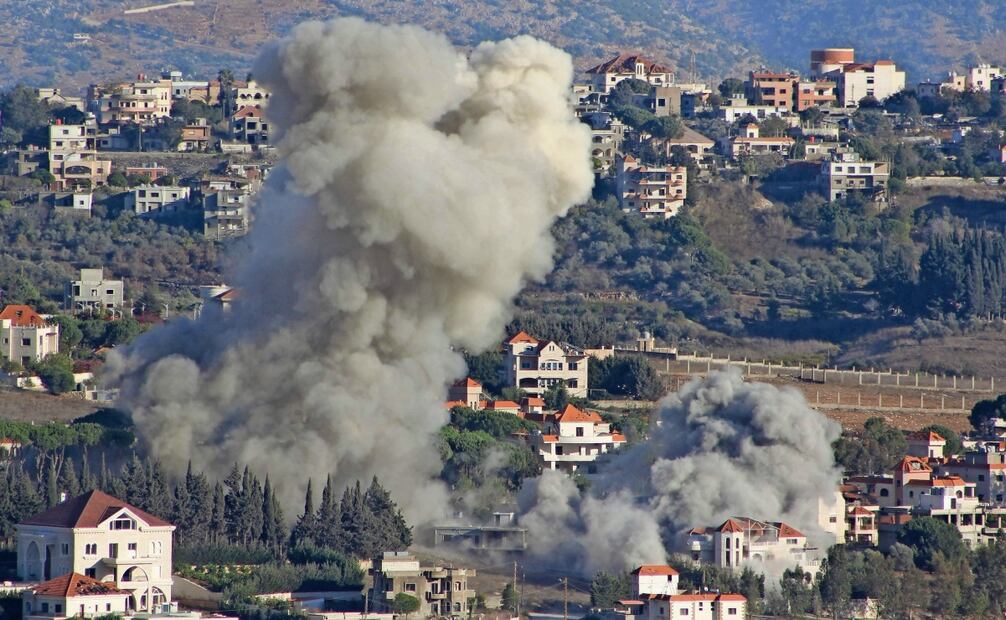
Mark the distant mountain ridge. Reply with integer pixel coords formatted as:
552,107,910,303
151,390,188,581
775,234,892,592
2,0,1003,92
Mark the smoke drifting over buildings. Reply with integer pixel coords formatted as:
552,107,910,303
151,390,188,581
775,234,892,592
107,18,593,521
520,369,844,572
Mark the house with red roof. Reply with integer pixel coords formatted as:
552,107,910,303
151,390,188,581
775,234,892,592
906,430,948,460
17,490,175,613
0,305,60,366
615,564,746,620
23,572,130,620
504,331,588,398
531,404,626,473
447,377,485,409
585,53,673,94
615,154,687,219
631,565,678,598
687,517,817,574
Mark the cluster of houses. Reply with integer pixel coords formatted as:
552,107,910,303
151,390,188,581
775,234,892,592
6,72,276,238
840,428,1006,550
577,47,1006,218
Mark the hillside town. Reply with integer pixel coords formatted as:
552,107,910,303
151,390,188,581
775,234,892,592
4,11,1006,620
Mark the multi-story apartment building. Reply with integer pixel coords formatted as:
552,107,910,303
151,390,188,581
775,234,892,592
940,445,1006,503
91,78,172,125
230,107,270,147
65,268,124,313
830,60,906,106
531,404,627,473
369,552,475,618
47,121,110,191
819,148,890,202
585,53,673,94
503,331,588,397
655,126,716,164
687,517,816,573
619,564,747,620
846,506,878,545
224,80,271,117
124,185,191,217
796,80,837,111
715,96,790,123
747,71,797,109
17,490,175,613
0,305,59,366
23,573,130,620
967,64,1003,91
615,155,687,219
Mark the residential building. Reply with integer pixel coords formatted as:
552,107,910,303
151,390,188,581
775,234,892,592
16,489,176,612
654,125,715,164
846,506,878,545
225,80,271,116
907,430,947,459
36,88,85,112
230,107,270,147
22,573,130,620
818,491,848,545
124,185,191,217
819,148,890,202
829,61,906,106
202,187,252,238
810,48,856,78
48,120,111,191
720,123,794,159
586,53,673,94
503,331,588,398
615,155,687,219
65,268,124,313
178,121,211,152
967,64,1003,91
0,305,60,366
631,565,679,598
846,474,897,508
688,517,817,573
161,70,210,100
369,551,474,618
44,192,93,216
447,378,485,409
796,80,837,111
715,96,790,123
617,565,746,620
748,71,798,109
585,114,627,175
939,445,1006,503
649,86,684,116
92,78,172,125
531,404,627,473
124,163,169,183
894,456,933,505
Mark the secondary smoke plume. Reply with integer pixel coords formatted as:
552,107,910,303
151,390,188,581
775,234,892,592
519,368,843,573
106,18,592,521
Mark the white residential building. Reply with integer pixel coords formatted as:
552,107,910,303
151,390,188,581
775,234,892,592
124,185,191,217
617,565,746,620
23,573,130,620
716,96,790,123
0,305,59,366
531,404,626,473
829,61,906,106
720,123,794,159
688,517,818,573
91,78,172,125
65,268,124,313
17,490,176,613
504,331,588,397
615,155,687,219
48,121,111,191
631,565,679,598
585,53,673,94
967,64,1003,91
907,430,947,459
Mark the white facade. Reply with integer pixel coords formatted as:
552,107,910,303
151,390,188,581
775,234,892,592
48,122,110,191
585,54,672,94
689,517,818,574
23,574,130,620
631,566,679,598
504,331,588,397
831,61,906,106
17,490,176,613
0,305,59,366
967,65,1002,91
532,404,627,473
65,268,124,312
716,98,790,122
616,155,687,219
125,185,191,217
820,149,890,202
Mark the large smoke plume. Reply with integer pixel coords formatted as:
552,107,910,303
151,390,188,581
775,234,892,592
107,18,593,521
519,369,843,573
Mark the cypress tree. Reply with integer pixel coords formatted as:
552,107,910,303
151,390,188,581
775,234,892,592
58,458,81,499
210,483,227,543
291,479,317,547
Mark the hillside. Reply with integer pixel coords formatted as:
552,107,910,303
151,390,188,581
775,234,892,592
4,1,1005,92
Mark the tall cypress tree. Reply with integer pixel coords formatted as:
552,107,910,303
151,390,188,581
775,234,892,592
291,479,317,547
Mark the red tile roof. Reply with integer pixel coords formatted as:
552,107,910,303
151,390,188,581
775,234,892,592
453,377,482,388
555,404,602,424
21,489,172,528
717,518,745,533
632,565,678,576
33,573,129,597
849,506,874,516
487,400,520,410
0,304,47,327
776,522,806,538
587,53,671,75
507,330,538,345
906,430,946,443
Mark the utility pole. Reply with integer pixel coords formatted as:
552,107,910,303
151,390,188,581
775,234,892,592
564,577,569,620
513,561,520,619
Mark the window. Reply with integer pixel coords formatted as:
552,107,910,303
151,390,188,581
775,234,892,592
787,538,799,544
109,543,118,558
680,609,689,616
85,543,97,556
111,518,136,530
55,604,62,614
128,543,137,556
405,583,416,592
576,427,584,437
85,568,96,578
21,338,30,346
42,603,49,613
980,475,986,482
455,582,462,591
106,289,114,295
150,541,162,556
62,543,69,555
569,362,578,370
728,608,737,616
106,604,112,612
829,516,837,523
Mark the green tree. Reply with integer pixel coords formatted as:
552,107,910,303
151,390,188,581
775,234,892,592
36,353,75,394
971,394,1006,431
543,382,570,410
107,171,128,187
51,316,83,354
642,115,685,139
501,582,518,613
717,78,745,99
590,571,630,608
897,516,966,570
104,318,141,346
0,85,53,134
392,593,420,617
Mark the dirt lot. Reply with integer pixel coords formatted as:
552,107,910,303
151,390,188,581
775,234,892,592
0,388,102,422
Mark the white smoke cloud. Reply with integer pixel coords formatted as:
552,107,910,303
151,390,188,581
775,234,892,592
520,368,843,573
106,17,592,522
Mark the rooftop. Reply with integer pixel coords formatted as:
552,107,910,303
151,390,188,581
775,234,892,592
21,489,172,529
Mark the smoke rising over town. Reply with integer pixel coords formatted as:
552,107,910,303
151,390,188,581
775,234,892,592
520,369,844,573
106,17,594,520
